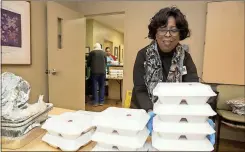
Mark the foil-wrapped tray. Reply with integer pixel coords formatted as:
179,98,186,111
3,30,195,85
1,104,53,138
1,126,45,150
2,103,53,126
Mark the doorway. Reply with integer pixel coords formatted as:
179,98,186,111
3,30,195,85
84,13,125,112
47,1,125,112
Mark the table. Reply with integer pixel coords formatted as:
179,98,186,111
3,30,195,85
2,107,152,151
106,76,123,104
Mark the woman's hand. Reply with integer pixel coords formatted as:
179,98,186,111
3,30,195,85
207,119,215,145
147,110,156,136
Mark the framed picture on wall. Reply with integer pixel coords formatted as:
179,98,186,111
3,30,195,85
1,1,31,64
119,45,121,63
114,47,118,58
121,49,124,62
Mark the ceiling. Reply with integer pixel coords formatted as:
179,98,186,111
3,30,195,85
87,14,125,33
56,1,81,12
57,1,125,33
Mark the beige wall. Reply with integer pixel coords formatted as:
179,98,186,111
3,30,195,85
79,1,207,103
93,20,124,52
86,19,94,49
2,1,48,103
89,20,124,53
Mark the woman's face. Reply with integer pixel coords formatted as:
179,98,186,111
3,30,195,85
106,49,111,56
155,16,180,52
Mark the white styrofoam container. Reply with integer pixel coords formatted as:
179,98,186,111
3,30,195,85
153,83,216,105
152,132,214,151
92,144,118,151
92,142,158,151
153,116,215,140
108,74,121,78
110,61,119,65
75,110,99,117
110,70,123,73
92,107,150,136
153,102,216,123
42,129,94,151
91,127,149,151
42,112,94,139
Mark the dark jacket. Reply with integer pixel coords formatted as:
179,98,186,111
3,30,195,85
87,50,107,75
131,45,199,111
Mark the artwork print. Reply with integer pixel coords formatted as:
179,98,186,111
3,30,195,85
1,8,22,48
114,47,118,57
2,1,31,64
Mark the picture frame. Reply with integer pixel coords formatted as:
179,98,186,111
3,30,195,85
121,49,124,62
1,1,31,64
114,47,118,58
119,45,121,63
85,46,90,53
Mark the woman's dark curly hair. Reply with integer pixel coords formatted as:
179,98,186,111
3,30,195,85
148,6,190,40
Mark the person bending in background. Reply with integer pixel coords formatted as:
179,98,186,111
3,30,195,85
87,43,107,106
131,6,215,145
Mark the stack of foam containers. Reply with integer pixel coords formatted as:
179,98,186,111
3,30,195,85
41,111,97,151
110,61,119,65
91,107,150,151
152,83,217,151
109,69,123,78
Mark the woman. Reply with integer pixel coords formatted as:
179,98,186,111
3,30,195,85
131,6,215,145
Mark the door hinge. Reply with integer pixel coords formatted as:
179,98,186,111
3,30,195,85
45,69,50,74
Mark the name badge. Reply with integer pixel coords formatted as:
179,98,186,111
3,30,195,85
182,66,187,75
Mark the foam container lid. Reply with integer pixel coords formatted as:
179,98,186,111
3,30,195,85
42,129,94,151
92,144,118,151
42,111,94,140
154,102,216,116
75,110,99,116
91,127,149,150
92,107,150,133
153,116,215,135
152,132,214,151
153,83,216,97
92,141,158,151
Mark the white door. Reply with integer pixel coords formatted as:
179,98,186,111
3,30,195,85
47,2,86,110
